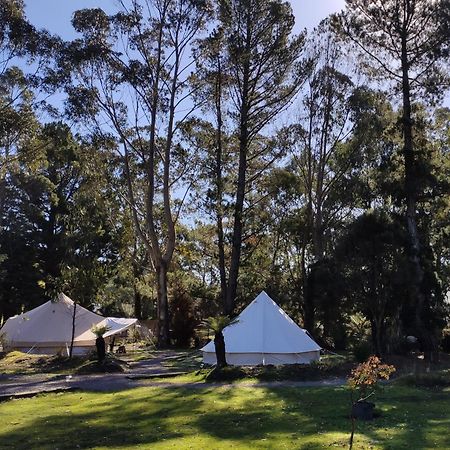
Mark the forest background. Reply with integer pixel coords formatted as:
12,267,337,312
1,0,449,355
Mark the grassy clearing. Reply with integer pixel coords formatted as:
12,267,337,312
0,384,449,449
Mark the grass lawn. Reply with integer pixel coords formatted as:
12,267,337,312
0,384,449,449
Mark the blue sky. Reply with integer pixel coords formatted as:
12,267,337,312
24,0,346,38
22,0,348,125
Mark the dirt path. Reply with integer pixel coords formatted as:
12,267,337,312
0,350,347,399
0,374,347,400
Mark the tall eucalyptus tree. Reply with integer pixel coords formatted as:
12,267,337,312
60,0,212,346
196,0,307,315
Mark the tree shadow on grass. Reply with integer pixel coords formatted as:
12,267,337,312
0,388,205,449
1,385,449,449
194,386,450,449
269,386,450,449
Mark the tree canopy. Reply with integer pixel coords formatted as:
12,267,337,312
0,0,449,354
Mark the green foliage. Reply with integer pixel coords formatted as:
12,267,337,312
334,210,410,354
0,122,124,317
352,341,373,364
0,0,449,363
202,315,237,334
90,324,111,338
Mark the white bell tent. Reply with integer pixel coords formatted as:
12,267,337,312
201,291,321,366
0,293,138,355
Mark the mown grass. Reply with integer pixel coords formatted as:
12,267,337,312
0,384,449,449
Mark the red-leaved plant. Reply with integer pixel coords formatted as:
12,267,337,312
348,356,395,449
348,355,396,402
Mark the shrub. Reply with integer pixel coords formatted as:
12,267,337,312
348,356,396,402
352,341,372,363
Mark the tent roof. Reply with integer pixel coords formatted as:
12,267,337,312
201,291,321,354
0,293,137,347
103,317,138,337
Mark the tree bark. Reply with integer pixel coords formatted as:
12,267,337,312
132,241,143,320
96,336,106,362
400,30,431,354
214,54,228,307
69,301,76,359
156,262,170,347
133,284,142,320
304,263,316,333
225,12,251,316
214,330,227,368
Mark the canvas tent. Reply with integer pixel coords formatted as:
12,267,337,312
201,291,321,366
0,293,138,355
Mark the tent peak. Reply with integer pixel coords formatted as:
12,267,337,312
253,290,275,304
55,292,74,305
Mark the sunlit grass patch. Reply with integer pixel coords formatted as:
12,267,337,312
0,384,449,449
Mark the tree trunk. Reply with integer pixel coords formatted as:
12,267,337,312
96,336,106,362
225,125,248,316
225,109,249,315
157,262,170,347
374,319,383,357
214,57,228,307
304,262,316,333
214,330,227,368
225,15,251,316
400,31,432,355
69,301,76,358
134,286,142,320
304,212,324,335
132,238,143,320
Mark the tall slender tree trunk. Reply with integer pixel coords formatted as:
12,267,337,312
225,13,251,317
304,206,324,334
132,240,143,320
214,57,228,307
133,283,142,320
156,262,170,347
304,264,316,333
225,108,248,316
400,32,431,354
303,73,330,334
69,301,76,358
